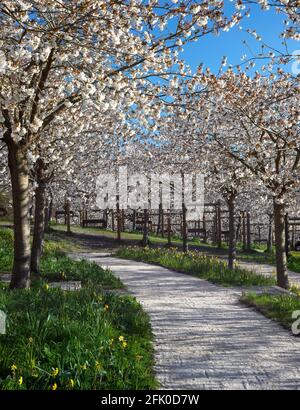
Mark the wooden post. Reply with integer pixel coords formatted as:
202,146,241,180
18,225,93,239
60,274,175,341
161,208,164,238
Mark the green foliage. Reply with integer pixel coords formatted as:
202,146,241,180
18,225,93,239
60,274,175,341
0,228,156,390
115,246,276,287
40,256,123,289
0,285,156,390
241,291,300,332
287,254,300,274
0,229,13,273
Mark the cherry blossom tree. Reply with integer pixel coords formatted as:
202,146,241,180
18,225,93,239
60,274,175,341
0,0,244,288
203,69,300,288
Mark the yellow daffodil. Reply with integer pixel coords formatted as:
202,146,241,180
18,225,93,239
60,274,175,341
122,341,128,348
103,304,109,311
95,361,101,371
11,364,17,373
18,376,23,386
118,335,125,342
81,364,87,370
45,284,49,290
51,383,58,391
51,368,59,377
69,379,75,388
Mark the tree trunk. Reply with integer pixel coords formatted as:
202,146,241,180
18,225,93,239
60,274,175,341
8,143,31,289
246,212,251,251
44,191,53,232
30,161,46,276
236,213,242,243
242,211,246,251
132,210,136,231
267,215,273,254
182,202,188,252
285,213,290,260
157,203,162,235
111,210,115,232
167,213,172,246
203,214,207,243
228,194,237,270
142,209,149,246
273,201,289,289
66,200,71,234
217,202,222,248
116,198,121,241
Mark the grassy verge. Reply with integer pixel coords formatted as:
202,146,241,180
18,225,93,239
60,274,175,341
240,291,300,334
0,229,156,390
52,224,300,274
287,254,300,274
52,223,183,244
115,246,276,287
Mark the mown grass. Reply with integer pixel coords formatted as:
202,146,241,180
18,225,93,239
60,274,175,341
0,229,122,288
53,223,185,244
287,254,300,274
53,223,300,274
0,229,156,390
240,291,300,334
40,249,122,288
0,229,13,273
115,246,276,287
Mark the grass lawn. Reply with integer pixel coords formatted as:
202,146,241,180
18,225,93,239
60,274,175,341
238,250,300,274
115,246,276,287
0,229,156,390
240,291,300,334
52,223,181,243
52,224,300,274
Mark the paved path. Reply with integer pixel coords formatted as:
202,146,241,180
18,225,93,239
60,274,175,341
76,253,300,390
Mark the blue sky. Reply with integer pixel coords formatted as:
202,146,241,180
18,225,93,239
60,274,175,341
178,2,299,74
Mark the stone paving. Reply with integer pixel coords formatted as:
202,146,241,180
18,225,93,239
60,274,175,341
75,254,300,390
